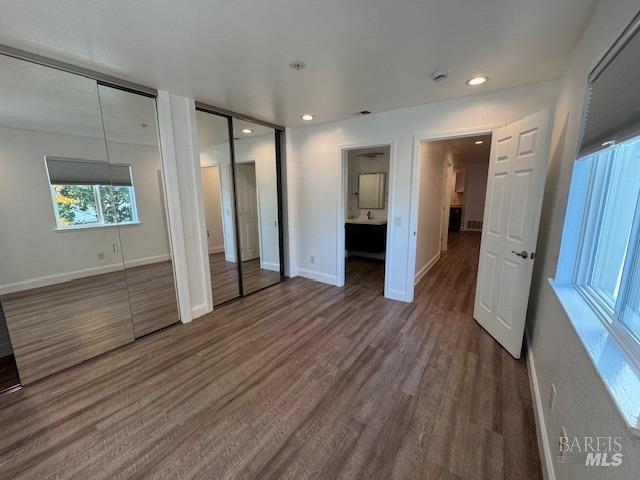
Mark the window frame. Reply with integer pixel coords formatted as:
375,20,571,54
49,183,139,231
571,138,640,367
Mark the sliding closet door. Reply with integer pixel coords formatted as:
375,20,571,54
232,119,282,295
97,85,179,337
0,55,134,384
196,110,241,305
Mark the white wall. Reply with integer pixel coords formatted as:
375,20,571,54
414,141,449,283
526,1,640,478
346,149,390,220
0,126,171,294
461,162,488,230
287,80,559,301
201,166,225,254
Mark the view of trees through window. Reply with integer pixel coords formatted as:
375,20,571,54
53,184,136,227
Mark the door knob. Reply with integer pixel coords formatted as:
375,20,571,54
511,250,528,259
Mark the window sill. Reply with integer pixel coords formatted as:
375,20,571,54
54,221,141,232
549,278,640,436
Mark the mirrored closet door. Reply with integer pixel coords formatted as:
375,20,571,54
0,54,179,384
196,110,241,306
97,85,179,337
232,119,282,295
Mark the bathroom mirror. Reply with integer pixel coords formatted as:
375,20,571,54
358,172,386,209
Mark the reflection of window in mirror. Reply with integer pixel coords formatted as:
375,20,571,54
358,172,386,209
46,157,139,229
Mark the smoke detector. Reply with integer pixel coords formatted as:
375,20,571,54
431,69,448,82
289,60,307,71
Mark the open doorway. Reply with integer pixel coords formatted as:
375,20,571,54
342,146,391,292
414,134,491,285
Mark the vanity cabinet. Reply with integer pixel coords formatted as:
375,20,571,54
345,222,387,253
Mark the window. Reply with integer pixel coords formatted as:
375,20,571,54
570,135,640,357
46,156,138,229
51,184,137,228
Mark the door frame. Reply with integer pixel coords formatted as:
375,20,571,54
406,125,502,302
337,138,396,298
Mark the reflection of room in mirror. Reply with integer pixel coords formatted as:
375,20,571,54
197,109,242,306
233,119,281,295
0,55,179,384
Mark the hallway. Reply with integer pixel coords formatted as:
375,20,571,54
0,232,541,479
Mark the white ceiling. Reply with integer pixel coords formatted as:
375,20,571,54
0,0,597,127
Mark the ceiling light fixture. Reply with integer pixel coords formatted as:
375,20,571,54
302,114,314,121
467,76,488,86
242,128,253,134
602,140,615,147
475,140,484,145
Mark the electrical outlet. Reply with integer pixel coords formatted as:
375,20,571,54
548,383,557,413
98,252,105,260
310,255,315,264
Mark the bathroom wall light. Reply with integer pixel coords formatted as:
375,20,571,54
302,114,314,121
467,76,488,86
242,128,253,134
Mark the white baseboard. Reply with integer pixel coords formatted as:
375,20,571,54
525,331,556,480
414,252,441,285
296,268,338,286
190,302,209,320
0,253,172,295
208,245,225,254
260,261,280,272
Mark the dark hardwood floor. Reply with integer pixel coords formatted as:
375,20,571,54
210,253,281,305
0,232,542,479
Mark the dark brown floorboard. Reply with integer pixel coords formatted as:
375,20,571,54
0,232,542,479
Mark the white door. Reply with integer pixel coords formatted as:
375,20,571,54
236,163,260,261
474,109,552,358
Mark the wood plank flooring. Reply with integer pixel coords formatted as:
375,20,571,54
1,261,180,385
210,253,281,305
0,232,542,479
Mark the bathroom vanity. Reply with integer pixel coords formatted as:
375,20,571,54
345,218,387,254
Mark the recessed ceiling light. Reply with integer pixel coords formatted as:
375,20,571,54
467,76,488,86
242,128,253,134
475,140,484,145
302,114,314,121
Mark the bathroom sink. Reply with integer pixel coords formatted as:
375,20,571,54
345,218,387,225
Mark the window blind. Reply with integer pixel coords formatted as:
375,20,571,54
45,156,132,186
579,10,640,156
